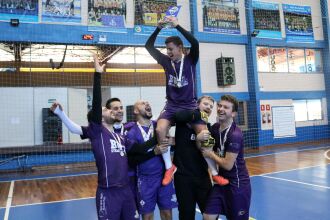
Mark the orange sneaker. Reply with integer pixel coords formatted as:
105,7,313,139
212,175,229,186
162,165,177,186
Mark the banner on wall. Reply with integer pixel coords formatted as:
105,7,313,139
42,0,81,23
134,0,178,36
202,0,240,34
283,4,314,42
0,0,38,22
88,0,127,33
252,1,281,39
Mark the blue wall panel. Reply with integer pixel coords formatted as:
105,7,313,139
258,125,330,146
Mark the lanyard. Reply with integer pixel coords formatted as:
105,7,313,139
219,122,232,152
137,122,154,142
113,123,124,135
171,55,184,86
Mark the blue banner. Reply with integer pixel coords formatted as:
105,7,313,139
202,0,240,35
165,5,181,17
42,0,81,23
0,0,38,22
252,1,281,39
283,4,314,42
87,0,127,34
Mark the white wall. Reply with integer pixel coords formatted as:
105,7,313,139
140,87,167,120
260,98,328,130
196,0,247,35
0,88,34,147
259,73,325,91
109,86,166,122
67,88,88,143
0,88,87,148
33,88,69,145
199,43,249,93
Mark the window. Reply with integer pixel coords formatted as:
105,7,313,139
256,47,323,73
307,99,322,120
293,99,322,122
269,48,288,72
234,101,248,129
305,49,323,73
256,47,269,72
288,48,305,73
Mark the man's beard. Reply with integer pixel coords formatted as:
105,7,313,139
144,114,152,120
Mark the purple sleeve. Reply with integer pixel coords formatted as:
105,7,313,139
226,131,243,154
80,126,89,140
125,130,136,152
145,27,168,67
80,122,102,140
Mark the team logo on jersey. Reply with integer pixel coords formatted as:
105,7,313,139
190,134,196,140
238,210,246,216
110,139,126,155
99,193,107,218
168,75,188,88
134,210,139,219
171,194,177,202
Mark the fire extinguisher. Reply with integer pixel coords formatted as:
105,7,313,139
262,112,266,124
266,112,271,123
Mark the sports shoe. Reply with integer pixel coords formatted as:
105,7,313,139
162,164,177,186
212,175,229,186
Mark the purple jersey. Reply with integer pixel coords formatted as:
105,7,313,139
114,122,136,177
82,122,129,188
126,121,164,177
210,122,250,188
158,55,197,108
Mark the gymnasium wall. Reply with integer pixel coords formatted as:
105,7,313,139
199,43,249,94
0,87,87,148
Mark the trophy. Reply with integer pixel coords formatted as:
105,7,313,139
161,5,182,29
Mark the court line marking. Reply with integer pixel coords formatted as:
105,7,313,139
324,149,330,160
261,175,330,189
9,164,327,208
11,196,95,208
5,162,328,220
258,163,330,176
245,145,330,158
4,181,14,220
1,146,329,183
195,208,256,220
0,172,97,183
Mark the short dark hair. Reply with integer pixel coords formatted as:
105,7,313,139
220,95,238,112
197,95,215,105
105,97,121,109
165,36,183,47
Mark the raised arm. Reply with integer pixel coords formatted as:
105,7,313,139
50,103,83,135
145,25,167,63
89,55,105,124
